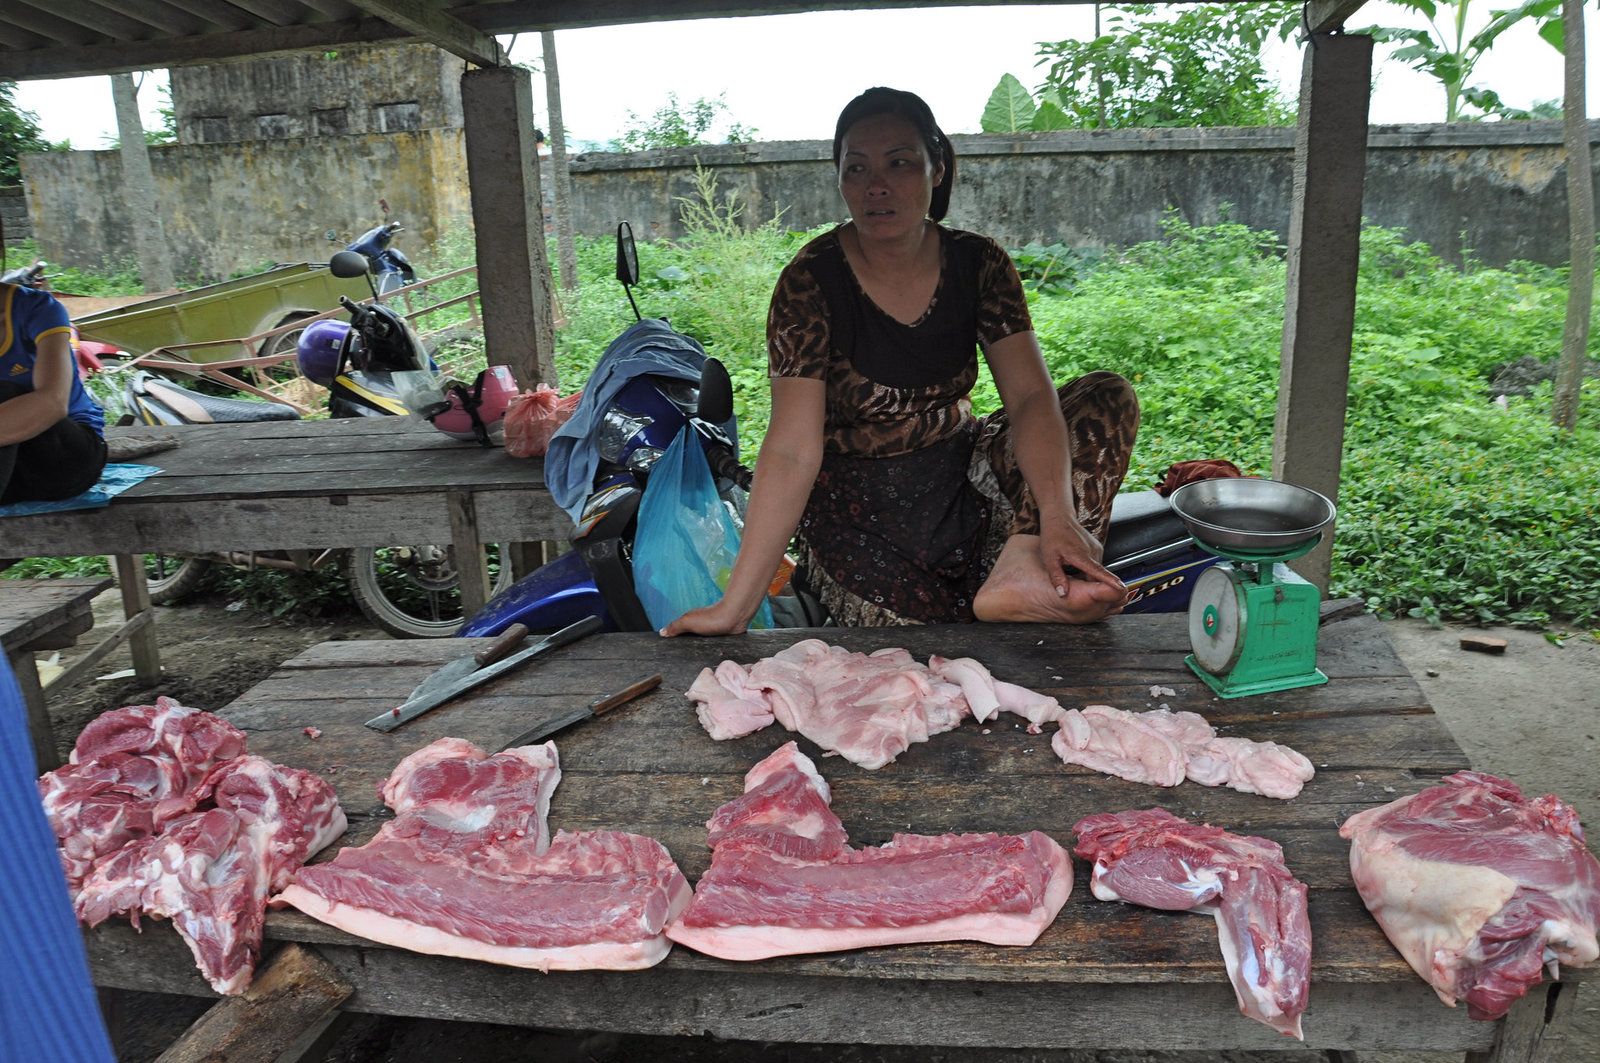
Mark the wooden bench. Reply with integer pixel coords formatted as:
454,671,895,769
1,576,115,772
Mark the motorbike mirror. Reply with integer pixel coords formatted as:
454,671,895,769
325,229,339,242
329,250,371,278
615,222,640,287
615,222,642,321
697,357,734,427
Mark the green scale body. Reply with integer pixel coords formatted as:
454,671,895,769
1185,545,1328,699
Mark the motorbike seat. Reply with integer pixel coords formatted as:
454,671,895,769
1103,489,1191,560
134,372,301,424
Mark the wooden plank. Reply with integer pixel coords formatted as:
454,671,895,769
0,577,113,649
152,943,351,1063
348,0,505,65
111,553,162,682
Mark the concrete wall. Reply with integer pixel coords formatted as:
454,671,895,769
565,121,1596,268
0,186,29,247
171,42,465,144
21,130,469,281
16,119,1594,280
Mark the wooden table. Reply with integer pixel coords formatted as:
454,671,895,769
80,613,1589,1062
0,418,569,677
0,576,113,771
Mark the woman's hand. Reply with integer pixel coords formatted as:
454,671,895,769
1038,516,1127,620
660,599,754,637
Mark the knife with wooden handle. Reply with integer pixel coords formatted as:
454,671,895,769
496,673,663,752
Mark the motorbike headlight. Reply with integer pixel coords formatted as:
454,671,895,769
598,407,653,464
626,447,665,474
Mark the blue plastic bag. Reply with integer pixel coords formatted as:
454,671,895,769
632,426,773,631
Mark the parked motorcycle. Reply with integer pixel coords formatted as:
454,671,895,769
329,221,416,297
458,224,1221,638
123,249,511,638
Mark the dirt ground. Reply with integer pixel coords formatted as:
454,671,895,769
37,590,1600,1063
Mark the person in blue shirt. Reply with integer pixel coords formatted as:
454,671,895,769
1,281,107,504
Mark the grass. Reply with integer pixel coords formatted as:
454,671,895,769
8,202,1598,629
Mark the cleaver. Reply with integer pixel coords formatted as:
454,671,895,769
399,623,531,710
365,614,603,732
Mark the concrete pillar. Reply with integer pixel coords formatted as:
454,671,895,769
1273,33,1373,592
460,65,556,387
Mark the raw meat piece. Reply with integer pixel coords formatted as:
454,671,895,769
1050,704,1314,799
74,755,346,995
687,640,1063,768
1339,771,1600,1020
275,738,691,971
666,742,1072,961
1074,807,1311,1039
39,699,249,893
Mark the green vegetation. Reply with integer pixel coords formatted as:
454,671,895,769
0,82,52,185
609,93,758,153
9,203,1597,629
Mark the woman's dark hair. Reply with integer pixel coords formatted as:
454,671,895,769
832,87,956,222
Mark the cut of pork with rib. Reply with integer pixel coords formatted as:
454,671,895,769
1050,705,1314,799
666,742,1072,961
1074,808,1311,1039
1339,771,1600,1021
687,640,1064,768
73,755,346,995
39,699,249,894
274,738,692,971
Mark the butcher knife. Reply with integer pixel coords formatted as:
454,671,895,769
399,623,531,709
364,614,604,733
496,672,664,752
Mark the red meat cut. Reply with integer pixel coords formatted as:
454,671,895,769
275,738,692,971
1073,807,1312,1039
667,742,1073,961
1340,771,1600,1020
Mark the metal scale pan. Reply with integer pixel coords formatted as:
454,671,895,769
1166,479,1337,698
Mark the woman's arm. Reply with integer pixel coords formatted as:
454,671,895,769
983,330,1122,597
660,375,826,635
0,332,75,447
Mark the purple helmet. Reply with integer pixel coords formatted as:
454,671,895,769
296,320,349,386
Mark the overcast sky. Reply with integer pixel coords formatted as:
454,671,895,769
12,4,1591,151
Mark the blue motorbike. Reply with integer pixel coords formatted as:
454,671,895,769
461,224,1219,637
331,220,416,297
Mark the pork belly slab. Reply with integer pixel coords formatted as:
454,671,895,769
1339,771,1600,1020
275,738,692,972
687,639,1066,769
1073,807,1312,1039
667,742,1072,961
1051,704,1314,799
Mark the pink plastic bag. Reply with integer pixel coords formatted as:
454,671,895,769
504,385,581,458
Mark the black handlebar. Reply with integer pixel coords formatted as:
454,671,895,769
706,444,753,492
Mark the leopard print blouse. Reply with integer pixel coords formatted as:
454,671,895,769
766,225,1033,459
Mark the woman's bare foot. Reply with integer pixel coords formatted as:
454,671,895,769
973,535,1126,624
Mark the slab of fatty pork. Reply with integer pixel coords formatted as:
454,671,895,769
666,742,1072,961
1339,771,1600,1021
275,738,692,972
1051,704,1314,799
1074,807,1312,1039
687,639,1066,769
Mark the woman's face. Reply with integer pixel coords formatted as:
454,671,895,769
837,112,944,240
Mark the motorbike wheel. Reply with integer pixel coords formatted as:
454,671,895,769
144,554,210,604
343,543,513,638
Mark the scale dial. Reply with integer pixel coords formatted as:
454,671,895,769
1189,564,1247,675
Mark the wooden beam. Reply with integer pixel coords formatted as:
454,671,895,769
1273,32,1373,593
348,0,505,66
0,17,405,79
1302,0,1372,35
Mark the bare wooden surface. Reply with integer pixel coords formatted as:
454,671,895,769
78,614,1593,1057
0,576,113,771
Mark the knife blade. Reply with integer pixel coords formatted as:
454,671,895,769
364,614,604,732
497,672,663,752
400,623,531,708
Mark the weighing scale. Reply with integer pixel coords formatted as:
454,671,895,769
1168,479,1337,700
